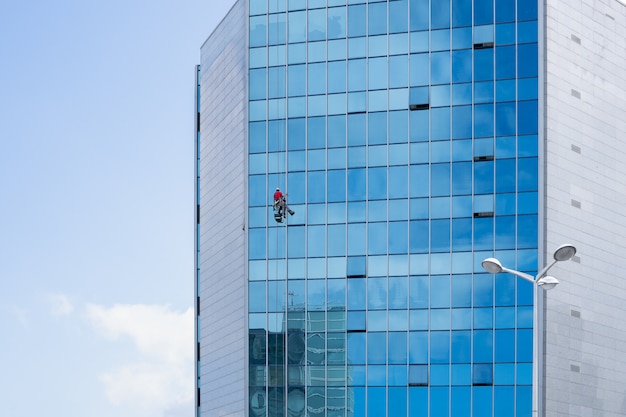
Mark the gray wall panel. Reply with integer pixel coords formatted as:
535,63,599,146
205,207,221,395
198,0,247,416
545,1,626,415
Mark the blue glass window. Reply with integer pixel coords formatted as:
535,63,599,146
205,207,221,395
249,121,266,154
368,57,388,90
518,43,538,77
287,64,306,97
495,329,515,362
452,0,471,27
451,219,471,253
518,157,538,191
431,107,451,140
308,8,326,41
518,20,538,44
431,163,450,196
327,170,346,202
328,61,346,94
431,29,450,51
368,222,387,255
432,0,450,29
451,161,471,195
389,111,408,143
517,214,537,249
495,386,515,417
431,219,451,252
368,2,387,35
307,63,326,96
409,53,429,87
288,42,306,64
495,158,515,192
268,280,286,313
475,0,493,25
368,332,387,364
249,68,266,100
474,217,494,250
496,0,515,23
268,67,285,99
431,51,451,84
367,387,385,417
451,274,472,307
368,167,387,200
389,0,409,33
288,118,305,151
389,167,409,200
518,0,537,21
249,175,266,207
474,160,494,194
495,215,516,250
452,106,472,139
288,11,306,42
308,40,326,63
327,278,346,308
430,331,450,363
348,4,366,38
368,112,387,145
389,55,409,89
389,221,409,254
431,85,450,107
268,120,286,152
474,330,493,362
496,78,516,102
327,115,346,148
347,222,366,255
474,103,494,137
288,226,305,258
475,48,494,81
328,38,347,61
328,6,346,39
308,116,326,149
348,332,366,364
250,15,267,47
452,49,472,83
518,100,538,135
451,331,471,363
410,164,429,198
348,113,366,147
496,45,516,80
410,220,429,253
287,172,305,204
268,13,286,45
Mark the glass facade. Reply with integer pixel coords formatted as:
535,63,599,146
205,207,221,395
247,1,539,416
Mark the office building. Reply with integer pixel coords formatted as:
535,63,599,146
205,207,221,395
195,1,626,416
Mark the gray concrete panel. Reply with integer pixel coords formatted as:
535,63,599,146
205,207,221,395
544,1,626,415
198,0,247,416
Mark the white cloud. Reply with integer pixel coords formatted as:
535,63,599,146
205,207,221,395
48,293,74,316
87,303,194,417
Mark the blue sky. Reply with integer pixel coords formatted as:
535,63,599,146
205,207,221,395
0,1,235,416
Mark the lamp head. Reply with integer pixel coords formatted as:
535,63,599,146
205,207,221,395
553,244,576,262
482,258,504,274
537,276,559,290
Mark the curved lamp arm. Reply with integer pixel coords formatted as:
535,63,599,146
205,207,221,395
536,259,558,279
499,266,536,284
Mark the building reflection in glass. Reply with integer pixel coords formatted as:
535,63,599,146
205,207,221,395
249,299,350,417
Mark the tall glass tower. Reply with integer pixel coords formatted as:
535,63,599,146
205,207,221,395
196,1,626,417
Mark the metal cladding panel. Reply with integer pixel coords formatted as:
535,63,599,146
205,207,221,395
544,1,626,416
198,0,247,415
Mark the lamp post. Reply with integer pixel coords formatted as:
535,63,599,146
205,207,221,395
481,244,577,417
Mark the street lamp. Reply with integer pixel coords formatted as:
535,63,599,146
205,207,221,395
481,243,577,417
482,243,576,290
